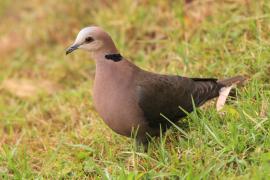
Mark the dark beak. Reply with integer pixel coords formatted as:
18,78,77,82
66,44,80,55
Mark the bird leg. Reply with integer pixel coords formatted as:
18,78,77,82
135,137,149,152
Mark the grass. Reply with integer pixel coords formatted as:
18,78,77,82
0,0,270,179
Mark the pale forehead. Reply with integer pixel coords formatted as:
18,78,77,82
76,27,95,41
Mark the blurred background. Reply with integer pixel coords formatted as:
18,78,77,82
0,0,270,179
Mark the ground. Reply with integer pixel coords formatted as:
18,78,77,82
0,0,270,179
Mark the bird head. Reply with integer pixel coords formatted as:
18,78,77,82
66,26,117,55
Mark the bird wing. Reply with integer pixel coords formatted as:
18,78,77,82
136,72,222,128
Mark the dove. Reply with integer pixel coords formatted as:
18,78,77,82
66,26,245,144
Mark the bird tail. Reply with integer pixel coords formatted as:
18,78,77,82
217,75,246,87
216,75,246,111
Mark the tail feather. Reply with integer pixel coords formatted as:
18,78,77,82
217,75,246,86
216,75,246,111
216,86,233,111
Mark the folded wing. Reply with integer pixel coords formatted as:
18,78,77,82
136,73,223,128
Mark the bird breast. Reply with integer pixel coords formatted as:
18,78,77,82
92,64,144,137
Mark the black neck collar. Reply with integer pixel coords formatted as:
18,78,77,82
105,54,122,62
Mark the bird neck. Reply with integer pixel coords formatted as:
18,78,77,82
92,49,120,73
92,44,119,60
92,43,122,62
104,54,122,62
93,51,140,77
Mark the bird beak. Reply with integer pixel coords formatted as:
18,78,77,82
66,44,80,55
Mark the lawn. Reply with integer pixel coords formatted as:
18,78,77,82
0,0,270,179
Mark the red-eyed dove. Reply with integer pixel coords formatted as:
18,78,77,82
66,26,245,144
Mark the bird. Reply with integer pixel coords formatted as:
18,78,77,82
66,26,245,144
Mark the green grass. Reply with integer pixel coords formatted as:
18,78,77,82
0,0,270,179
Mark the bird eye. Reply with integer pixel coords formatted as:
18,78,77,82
85,36,94,43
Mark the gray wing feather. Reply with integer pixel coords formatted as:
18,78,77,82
136,73,222,128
